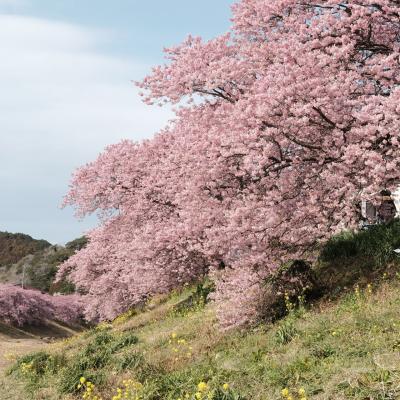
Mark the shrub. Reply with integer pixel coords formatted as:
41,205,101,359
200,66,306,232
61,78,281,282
59,361,105,394
153,380,246,400
275,320,299,346
48,278,75,295
114,351,144,372
318,221,400,293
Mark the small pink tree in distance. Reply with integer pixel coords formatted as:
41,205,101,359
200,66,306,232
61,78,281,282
0,284,84,327
59,0,400,328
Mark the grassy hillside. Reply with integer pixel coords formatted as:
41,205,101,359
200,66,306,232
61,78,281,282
0,236,87,292
4,274,400,399
0,232,50,267
3,225,400,400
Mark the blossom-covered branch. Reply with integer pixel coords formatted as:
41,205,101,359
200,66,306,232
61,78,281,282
60,0,400,328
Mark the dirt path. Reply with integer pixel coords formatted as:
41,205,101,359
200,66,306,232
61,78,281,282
0,322,79,399
0,336,45,399
0,327,44,369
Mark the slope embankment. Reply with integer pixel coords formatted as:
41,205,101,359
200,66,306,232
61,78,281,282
2,277,400,400
2,224,400,399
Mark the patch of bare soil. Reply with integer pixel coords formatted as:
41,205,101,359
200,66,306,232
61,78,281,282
0,321,79,399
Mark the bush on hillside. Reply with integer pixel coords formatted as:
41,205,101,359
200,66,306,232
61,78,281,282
258,222,400,324
172,281,215,316
48,279,75,295
65,236,88,252
8,351,66,382
15,244,81,293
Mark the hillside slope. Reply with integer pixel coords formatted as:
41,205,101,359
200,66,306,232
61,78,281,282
0,236,86,292
3,224,400,400
3,272,400,400
0,232,50,268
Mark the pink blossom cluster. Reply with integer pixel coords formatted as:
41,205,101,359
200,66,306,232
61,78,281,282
60,0,400,328
0,284,84,327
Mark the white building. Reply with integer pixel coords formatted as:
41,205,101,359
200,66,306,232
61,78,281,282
393,187,400,217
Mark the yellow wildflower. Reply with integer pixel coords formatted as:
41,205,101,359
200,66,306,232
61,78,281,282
281,388,290,397
197,382,208,392
298,388,306,396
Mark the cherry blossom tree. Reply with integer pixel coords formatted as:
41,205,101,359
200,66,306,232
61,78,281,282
0,284,84,327
60,0,400,328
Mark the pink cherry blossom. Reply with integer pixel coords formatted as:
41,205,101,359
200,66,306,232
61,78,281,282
0,284,84,327
59,0,400,328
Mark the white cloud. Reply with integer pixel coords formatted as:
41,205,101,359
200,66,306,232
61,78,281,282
0,15,172,243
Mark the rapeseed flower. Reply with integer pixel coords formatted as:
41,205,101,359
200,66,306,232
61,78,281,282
197,381,208,392
281,387,290,397
298,388,306,396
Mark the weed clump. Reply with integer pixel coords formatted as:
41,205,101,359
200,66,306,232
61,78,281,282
59,330,139,394
8,351,65,380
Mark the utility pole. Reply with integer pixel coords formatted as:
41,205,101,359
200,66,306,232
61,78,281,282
21,264,26,289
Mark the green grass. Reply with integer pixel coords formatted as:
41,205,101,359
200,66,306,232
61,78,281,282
319,220,400,271
6,276,400,400
5,224,400,400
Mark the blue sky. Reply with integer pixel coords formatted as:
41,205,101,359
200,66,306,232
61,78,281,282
0,0,234,244
24,1,234,60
